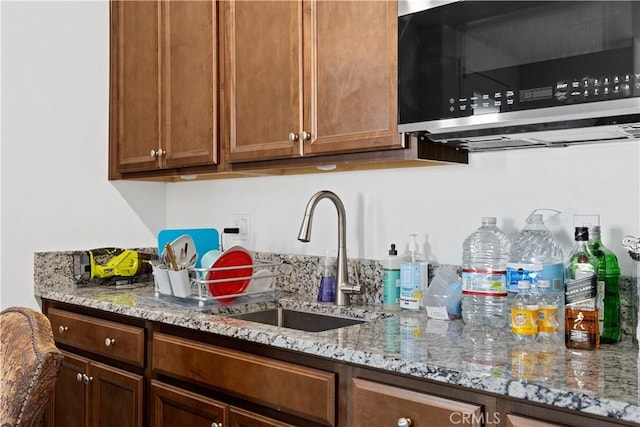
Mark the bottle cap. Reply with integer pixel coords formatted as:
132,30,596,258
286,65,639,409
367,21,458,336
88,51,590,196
517,280,531,289
528,214,543,224
574,226,589,241
482,217,497,225
538,279,550,289
388,243,398,256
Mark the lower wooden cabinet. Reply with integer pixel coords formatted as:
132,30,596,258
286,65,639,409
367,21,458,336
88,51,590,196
152,332,336,426
150,380,226,427
228,406,296,427
47,351,144,427
505,414,566,427
350,378,484,427
150,380,296,427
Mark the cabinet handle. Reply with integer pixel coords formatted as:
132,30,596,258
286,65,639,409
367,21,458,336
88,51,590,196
82,374,93,385
150,149,159,158
58,326,68,334
150,149,166,158
301,130,311,141
76,373,84,382
158,149,166,157
211,423,222,427
397,418,412,427
104,337,115,347
288,132,299,142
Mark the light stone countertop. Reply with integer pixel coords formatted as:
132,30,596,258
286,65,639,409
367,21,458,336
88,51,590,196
34,251,639,424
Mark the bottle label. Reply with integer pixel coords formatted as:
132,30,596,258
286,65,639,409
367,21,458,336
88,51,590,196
597,279,605,332
565,275,597,305
400,263,425,310
511,308,539,335
537,305,558,333
383,269,401,306
461,269,507,296
506,263,564,293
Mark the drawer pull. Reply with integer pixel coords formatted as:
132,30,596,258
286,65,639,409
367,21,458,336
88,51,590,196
58,326,68,334
104,337,116,347
397,418,412,427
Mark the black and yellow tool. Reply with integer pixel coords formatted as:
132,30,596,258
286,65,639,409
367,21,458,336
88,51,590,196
73,248,155,283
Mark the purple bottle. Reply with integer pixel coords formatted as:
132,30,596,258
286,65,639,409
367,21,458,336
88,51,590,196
318,251,336,302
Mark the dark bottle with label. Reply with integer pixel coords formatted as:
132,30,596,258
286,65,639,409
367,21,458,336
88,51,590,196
565,227,599,350
589,225,621,343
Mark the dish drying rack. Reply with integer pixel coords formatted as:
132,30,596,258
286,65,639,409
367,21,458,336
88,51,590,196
154,259,282,306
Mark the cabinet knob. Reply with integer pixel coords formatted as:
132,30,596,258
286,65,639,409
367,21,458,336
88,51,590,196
158,149,166,157
104,337,116,347
76,373,84,382
150,149,158,158
211,423,222,427
58,326,68,334
150,149,165,158
397,418,412,427
288,132,299,142
301,130,311,141
82,374,93,385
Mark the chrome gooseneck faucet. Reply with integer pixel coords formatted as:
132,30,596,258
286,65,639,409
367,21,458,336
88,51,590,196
298,190,361,306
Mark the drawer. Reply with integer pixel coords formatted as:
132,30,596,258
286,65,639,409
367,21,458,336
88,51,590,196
152,333,335,426
351,378,483,427
48,308,145,367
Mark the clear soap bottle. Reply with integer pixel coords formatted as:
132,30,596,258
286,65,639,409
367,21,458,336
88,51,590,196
400,234,428,311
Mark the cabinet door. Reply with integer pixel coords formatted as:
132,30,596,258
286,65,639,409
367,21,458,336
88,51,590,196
223,0,304,162
506,414,567,427
351,378,483,427
112,0,162,173
303,0,401,156
90,361,144,427
162,1,218,169
46,352,90,427
228,406,297,427
150,380,226,427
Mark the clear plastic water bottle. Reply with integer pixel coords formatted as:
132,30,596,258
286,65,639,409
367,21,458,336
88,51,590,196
461,217,511,328
506,210,564,295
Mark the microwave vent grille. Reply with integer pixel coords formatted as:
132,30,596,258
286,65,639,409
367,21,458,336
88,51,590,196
459,138,546,151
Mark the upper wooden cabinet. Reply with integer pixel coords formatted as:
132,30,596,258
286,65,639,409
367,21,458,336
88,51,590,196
110,0,218,176
221,0,402,163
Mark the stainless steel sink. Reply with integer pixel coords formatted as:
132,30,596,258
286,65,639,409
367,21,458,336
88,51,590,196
227,307,366,332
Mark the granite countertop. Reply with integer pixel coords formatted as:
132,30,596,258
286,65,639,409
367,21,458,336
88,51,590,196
35,282,639,424
33,250,639,424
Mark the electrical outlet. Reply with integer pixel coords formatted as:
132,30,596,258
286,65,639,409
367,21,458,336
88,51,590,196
232,213,251,240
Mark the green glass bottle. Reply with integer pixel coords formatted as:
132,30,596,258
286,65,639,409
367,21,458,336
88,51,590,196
589,225,621,343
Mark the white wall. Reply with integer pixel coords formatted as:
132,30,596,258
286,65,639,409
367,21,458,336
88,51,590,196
2,1,639,310
167,143,640,267
1,1,166,309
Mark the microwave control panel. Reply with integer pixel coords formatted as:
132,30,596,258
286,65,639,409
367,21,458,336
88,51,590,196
450,71,640,116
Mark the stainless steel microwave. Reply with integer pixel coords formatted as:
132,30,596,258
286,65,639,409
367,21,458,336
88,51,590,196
398,1,640,151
